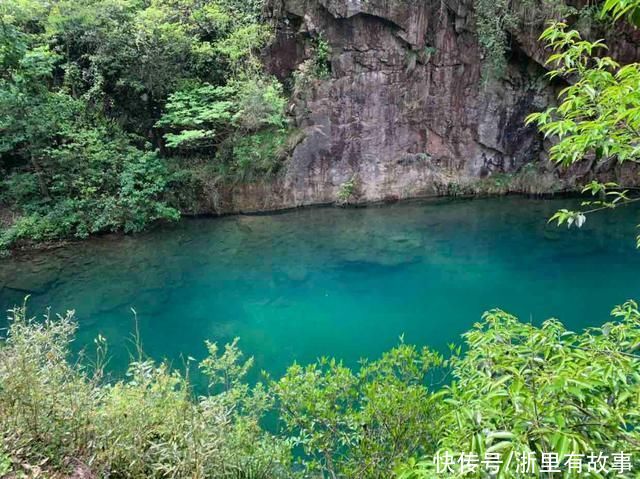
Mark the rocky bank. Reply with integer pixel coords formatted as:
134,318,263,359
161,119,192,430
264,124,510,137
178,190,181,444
215,0,640,213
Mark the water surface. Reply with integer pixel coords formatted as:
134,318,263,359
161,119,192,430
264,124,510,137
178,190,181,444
1,197,639,380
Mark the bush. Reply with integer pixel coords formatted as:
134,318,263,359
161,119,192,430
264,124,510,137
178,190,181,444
0,0,291,250
0,304,97,471
3,301,639,477
232,76,287,131
336,176,358,205
0,125,179,249
0,303,291,478
399,302,640,478
272,344,445,478
229,129,289,181
292,34,332,94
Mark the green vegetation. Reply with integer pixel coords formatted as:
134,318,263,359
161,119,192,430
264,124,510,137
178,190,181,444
475,0,516,80
526,11,640,245
336,176,358,206
603,0,640,25
527,24,640,168
0,302,291,478
474,0,593,80
3,0,640,476
292,33,332,97
0,0,290,250
399,303,640,478
157,75,290,181
273,344,443,478
2,300,639,477
310,36,332,80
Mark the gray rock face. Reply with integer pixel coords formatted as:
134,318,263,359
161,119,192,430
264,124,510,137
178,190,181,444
215,0,630,213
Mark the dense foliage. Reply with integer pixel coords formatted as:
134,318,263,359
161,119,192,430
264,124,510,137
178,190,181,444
272,344,445,478
398,304,640,478
0,0,290,249
1,301,640,478
157,75,290,181
527,23,640,168
3,0,640,478
0,302,291,478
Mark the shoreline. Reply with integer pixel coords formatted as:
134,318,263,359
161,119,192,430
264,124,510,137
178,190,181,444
1,190,581,257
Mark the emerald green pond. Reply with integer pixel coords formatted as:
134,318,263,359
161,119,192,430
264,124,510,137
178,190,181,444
1,197,639,380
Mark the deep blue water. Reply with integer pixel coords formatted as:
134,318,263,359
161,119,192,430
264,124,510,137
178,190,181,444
1,197,639,380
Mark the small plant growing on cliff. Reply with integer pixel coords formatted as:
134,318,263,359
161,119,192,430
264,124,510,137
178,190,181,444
474,0,589,81
336,176,358,206
293,34,332,93
475,0,516,80
312,35,331,79
423,46,436,63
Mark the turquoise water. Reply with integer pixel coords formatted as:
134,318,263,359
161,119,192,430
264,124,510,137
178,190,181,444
1,197,639,381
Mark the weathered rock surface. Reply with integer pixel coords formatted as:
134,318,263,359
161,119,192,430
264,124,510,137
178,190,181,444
215,0,636,213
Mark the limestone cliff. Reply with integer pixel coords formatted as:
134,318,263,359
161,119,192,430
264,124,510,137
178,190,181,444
216,0,637,213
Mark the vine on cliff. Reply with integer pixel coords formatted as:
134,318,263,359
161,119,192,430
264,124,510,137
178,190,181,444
474,0,589,81
475,0,517,80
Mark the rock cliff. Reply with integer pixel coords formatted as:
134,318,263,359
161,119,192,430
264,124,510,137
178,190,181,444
217,0,637,213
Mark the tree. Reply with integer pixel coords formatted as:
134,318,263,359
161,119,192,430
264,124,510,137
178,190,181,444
525,6,640,247
0,10,178,249
157,75,289,181
602,0,640,25
397,303,640,478
0,0,290,249
272,344,445,479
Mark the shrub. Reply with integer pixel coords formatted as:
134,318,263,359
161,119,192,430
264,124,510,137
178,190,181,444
158,75,290,182
0,303,291,478
292,34,332,94
229,129,289,181
336,176,358,206
0,132,179,249
3,300,640,477
272,344,445,478
398,302,640,478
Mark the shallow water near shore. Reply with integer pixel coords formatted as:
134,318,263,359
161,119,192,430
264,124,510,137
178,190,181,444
1,196,639,381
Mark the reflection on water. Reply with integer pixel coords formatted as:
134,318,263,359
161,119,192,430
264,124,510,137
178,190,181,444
1,197,639,380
